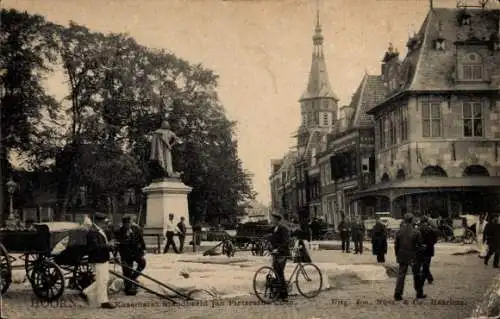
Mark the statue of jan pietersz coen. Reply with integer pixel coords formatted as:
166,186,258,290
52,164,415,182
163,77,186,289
149,120,182,179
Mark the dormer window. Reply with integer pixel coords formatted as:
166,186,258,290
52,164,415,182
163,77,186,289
457,10,471,27
460,52,483,81
435,38,445,50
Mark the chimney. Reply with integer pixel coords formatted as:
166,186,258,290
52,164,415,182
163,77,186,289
381,43,399,81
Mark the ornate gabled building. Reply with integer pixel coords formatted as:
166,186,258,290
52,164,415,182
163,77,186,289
351,6,500,218
317,73,387,227
269,11,338,223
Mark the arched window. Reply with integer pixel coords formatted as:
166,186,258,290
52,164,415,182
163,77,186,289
381,173,390,183
396,169,406,180
463,165,489,177
460,52,483,81
421,166,447,177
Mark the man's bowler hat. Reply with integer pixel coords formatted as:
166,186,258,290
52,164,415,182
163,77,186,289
271,212,283,220
93,212,108,222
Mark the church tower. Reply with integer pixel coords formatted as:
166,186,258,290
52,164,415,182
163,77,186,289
297,9,339,152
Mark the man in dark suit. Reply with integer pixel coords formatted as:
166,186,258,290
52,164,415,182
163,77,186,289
371,217,388,263
177,217,187,253
484,215,500,268
81,213,116,309
338,215,351,253
417,215,437,284
268,212,291,301
351,216,365,254
116,216,146,295
394,213,426,301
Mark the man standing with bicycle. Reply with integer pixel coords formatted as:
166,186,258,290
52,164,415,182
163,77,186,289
268,212,291,302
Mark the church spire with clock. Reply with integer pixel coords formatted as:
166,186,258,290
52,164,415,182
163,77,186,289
297,9,339,151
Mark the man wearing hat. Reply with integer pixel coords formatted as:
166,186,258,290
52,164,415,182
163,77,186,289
394,213,426,301
81,213,116,309
417,215,437,284
116,216,146,295
267,212,291,301
163,213,180,254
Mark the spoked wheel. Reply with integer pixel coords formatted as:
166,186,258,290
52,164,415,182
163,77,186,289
31,259,65,302
295,263,323,298
72,262,95,291
0,243,12,295
24,253,42,284
252,266,280,304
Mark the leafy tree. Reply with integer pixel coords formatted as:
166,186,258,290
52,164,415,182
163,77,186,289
0,9,59,222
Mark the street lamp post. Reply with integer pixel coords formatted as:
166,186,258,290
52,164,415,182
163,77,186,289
6,178,17,218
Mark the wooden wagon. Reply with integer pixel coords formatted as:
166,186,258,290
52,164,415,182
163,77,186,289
0,222,96,302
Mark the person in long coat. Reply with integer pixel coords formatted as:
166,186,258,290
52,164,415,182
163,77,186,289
477,213,488,258
484,215,500,268
371,217,388,263
351,216,365,254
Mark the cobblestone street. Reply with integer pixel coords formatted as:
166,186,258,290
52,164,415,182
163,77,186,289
1,245,495,319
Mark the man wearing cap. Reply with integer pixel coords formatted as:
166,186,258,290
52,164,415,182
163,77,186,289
163,213,180,254
394,213,426,301
81,213,116,309
267,212,291,301
116,216,146,295
177,217,187,253
417,215,437,284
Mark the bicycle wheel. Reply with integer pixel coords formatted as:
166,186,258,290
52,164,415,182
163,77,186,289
252,266,279,303
295,263,323,298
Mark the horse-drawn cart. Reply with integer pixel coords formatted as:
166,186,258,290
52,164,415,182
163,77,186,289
0,222,96,302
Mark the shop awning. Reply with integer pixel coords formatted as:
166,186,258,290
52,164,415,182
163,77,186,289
349,176,500,202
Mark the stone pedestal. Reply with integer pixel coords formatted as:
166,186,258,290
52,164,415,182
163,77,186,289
142,178,192,252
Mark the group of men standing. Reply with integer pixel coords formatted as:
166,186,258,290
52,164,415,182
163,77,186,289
80,213,147,308
338,216,366,254
393,213,437,301
163,213,187,254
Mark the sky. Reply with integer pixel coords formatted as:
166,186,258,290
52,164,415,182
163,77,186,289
5,0,466,205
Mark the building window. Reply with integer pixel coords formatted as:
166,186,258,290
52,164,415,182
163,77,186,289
463,101,483,137
321,112,329,126
377,118,384,149
395,108,401,143
383,116,390,148
323,100,329,108
389,112,396,145
401,106,408,141
461,53,483,81
422,102,441,137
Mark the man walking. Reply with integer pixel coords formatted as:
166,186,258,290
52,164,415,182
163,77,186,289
163,213,180,254
116,216,146,295
371,216,388,263
338,216,351,253
417,215,437,284
484,215,500,268
81,213,115,309
268,212,291,302
394,213,426,301
177,217,187,253
351,216,365,254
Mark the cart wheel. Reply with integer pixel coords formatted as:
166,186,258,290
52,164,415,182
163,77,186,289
0,243,12,295
24,253,42,284
72,263,95,291
31,259,65,302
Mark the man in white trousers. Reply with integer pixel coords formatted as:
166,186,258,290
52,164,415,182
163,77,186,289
80,213,116,309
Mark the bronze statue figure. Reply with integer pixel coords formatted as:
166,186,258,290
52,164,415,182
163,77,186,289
149,121,182,178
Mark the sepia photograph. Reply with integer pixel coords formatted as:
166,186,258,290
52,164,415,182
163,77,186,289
1,0,500,318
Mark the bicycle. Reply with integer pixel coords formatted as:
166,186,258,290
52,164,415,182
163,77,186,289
252,249,323,303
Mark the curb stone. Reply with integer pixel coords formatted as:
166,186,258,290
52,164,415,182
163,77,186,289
470,273,500,318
